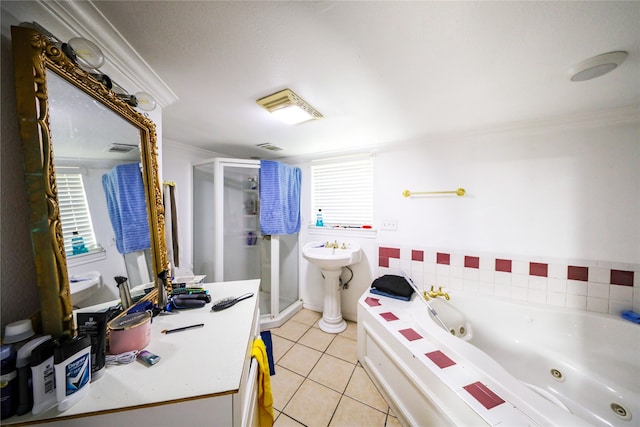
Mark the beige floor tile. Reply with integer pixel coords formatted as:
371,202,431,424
344,365,389,412
271,366,305,411
298,326,336,352
338,320,358,341
271,334,295,363
283,379,341,427
308,353,356,393
385,414,402,427
278,343,323,376
271,320,311,342
292,308,322,325
274,413,306,427
329,395,387,427
326,335,359,364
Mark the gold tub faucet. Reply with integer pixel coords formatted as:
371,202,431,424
424,285,450,300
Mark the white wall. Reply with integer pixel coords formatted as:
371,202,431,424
161,140,227,277
376,121,639,263
296,117,639,320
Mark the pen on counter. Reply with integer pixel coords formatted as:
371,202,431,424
161,323,204,334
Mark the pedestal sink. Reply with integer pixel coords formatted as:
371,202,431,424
303,241,362,333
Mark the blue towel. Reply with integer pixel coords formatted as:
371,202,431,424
259,160,301,235
102,163,151,254
260,331,276,376
621,311,640,324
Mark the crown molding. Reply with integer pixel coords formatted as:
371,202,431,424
163,138,229,159
38,0,178,108
282,104,640,163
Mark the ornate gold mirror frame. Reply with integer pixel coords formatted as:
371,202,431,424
11,25,166,338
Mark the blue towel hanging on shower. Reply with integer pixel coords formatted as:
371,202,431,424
259,160,301,235
102,163,151,254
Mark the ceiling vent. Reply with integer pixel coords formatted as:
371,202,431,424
256,89,323,125
256,143,283,151
107,143,138,153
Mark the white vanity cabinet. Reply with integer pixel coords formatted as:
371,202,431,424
4,280,261,427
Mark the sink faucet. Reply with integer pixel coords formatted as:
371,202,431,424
423,285,450,301
325,240,340,249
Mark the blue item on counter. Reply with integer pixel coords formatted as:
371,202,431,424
128,300,154,314
621,310,640,324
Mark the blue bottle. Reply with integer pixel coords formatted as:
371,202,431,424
71,232,88,255
315,209,324,227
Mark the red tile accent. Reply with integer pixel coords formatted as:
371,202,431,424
436,253,450,265
611,270,634,287
529,262,548,277
495,259,512,273
379,247,401,259
412,250,424,262
463,381,505,410
398,328,423,341
379,312,399,321
379,256,389,268
568,266,589,282
364,297,381,307
425,350,456,369
465,256,480,269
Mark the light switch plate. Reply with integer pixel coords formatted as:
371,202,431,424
381,218,398,231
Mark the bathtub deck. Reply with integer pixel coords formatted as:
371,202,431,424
357,291,592,427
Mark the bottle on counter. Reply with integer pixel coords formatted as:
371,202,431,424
315,209,324,227
54,335,91,411
1,344,17,420
16,335,52,415
30,338,57,415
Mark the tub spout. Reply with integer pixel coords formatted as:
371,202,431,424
427,285,450,300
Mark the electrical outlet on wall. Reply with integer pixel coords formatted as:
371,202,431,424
381,218,398,231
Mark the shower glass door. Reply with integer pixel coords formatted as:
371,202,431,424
193,158,300,323
220,163,261,282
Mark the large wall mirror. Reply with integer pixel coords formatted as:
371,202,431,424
11,25,167,338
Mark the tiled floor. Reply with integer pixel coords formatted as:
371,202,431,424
267,309,401,427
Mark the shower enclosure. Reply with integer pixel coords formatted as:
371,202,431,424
193,158,301,328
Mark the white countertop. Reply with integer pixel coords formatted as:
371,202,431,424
4,279,260,425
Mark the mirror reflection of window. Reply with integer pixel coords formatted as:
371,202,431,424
57,172,103,257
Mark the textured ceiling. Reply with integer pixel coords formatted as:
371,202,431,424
9,1,640,160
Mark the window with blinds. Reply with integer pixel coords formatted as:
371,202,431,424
56,173,99,256
311,155,374,226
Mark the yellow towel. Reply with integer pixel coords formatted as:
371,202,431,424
252,338,274,427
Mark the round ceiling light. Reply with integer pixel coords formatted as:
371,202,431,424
568,51,628,82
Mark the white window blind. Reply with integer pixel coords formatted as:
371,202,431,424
311,155,374,226
57,173,99,256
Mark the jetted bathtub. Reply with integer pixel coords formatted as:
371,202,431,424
357,291,639,427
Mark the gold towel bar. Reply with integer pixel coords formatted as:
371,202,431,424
402,188,466,197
